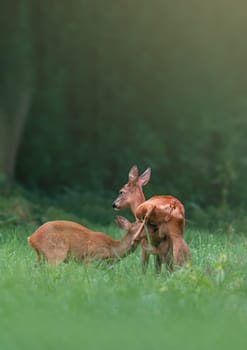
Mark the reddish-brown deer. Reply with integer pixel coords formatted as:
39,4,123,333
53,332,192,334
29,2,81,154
27,216,146,265
112,165,190,272
133,195,190,267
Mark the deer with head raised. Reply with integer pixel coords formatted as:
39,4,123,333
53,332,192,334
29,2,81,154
27,216,146,265
112,165,190,272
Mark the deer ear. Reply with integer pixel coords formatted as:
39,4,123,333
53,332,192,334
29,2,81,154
138,168,151,187
115,216,131,230
128,165,139,183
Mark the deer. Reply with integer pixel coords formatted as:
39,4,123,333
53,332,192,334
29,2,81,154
112,165,190,272
27,216,146,265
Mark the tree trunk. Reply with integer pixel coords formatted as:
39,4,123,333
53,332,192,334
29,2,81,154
0,88,32,193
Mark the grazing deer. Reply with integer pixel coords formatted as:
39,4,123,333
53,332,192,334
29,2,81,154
112,165,190,272
27,216,146,265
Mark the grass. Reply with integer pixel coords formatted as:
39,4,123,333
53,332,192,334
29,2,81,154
0,187,246,349
0,222,247,350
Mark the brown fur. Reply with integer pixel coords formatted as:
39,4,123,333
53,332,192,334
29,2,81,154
27,218,145,265
112,166,190,272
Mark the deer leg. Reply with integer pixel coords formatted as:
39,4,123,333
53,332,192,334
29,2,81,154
32,247,42,266
45,246,69,265
154,254,162,274
178,238,190,264
141,238,150,273
35,250,42,265
29,242,43,266
132,204,156,245
172,236,190,267
157,238,173,272
159,220,189,268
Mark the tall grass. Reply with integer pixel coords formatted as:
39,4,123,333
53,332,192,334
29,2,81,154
0,223,247,350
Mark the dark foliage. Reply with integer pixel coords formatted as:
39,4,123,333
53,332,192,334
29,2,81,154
0,1,247,211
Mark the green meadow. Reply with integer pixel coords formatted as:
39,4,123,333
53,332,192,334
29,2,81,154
1,1,247,349
0,215,247,350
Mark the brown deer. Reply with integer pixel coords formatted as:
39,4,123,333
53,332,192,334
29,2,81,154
133,195,190,267
112,166,190,272
27,216,146,265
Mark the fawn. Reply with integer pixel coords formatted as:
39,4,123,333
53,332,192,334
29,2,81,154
112,166,190,272
27,216,146,265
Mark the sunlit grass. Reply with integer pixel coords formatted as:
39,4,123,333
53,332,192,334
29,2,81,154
0,224,247,350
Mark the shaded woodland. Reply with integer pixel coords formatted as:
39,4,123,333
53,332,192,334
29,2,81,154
0,0,247,210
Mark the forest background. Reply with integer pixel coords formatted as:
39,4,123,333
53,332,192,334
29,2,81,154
0,0,247,230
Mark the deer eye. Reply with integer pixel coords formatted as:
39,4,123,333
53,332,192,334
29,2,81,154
119,190,124,195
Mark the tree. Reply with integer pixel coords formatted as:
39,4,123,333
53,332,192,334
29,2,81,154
0,0,33,191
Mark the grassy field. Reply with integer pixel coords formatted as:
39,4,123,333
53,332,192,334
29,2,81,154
0,220,247,350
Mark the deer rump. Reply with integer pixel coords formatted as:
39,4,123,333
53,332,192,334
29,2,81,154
28,222,114,264
134,196,188,267
136,196,185,224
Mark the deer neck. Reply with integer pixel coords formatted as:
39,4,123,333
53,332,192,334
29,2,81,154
111,233,138,259
130,188,146,217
